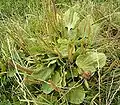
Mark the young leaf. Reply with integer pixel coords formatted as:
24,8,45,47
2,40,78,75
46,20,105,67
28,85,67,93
63,6,79,31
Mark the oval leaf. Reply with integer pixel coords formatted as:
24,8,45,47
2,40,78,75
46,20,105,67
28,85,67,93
41,82,53,94
66,86,85,104
76,52,106,73
31,65,55,81
63,7,79,31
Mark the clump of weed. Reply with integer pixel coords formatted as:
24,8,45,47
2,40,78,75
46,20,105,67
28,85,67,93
0,0,120,105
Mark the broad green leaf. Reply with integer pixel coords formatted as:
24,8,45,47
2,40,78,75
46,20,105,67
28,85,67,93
41,71,62,94
66,86,85,104
76,52,106,73
51,71,62,87
57,38,68,57
57,38,75,57
31,65,55,81
78,15,100,45
41,82,53,94
63,6,79,31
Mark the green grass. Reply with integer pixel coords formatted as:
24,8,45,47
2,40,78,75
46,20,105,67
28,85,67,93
0,0,120,105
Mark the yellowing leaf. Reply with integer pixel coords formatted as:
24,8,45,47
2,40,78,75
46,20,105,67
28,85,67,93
76,52,106,73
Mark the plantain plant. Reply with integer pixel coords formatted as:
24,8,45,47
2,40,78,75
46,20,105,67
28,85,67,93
4,3,107,105
1,0,120,105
